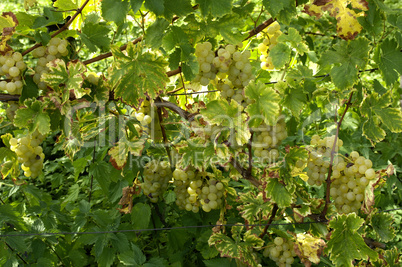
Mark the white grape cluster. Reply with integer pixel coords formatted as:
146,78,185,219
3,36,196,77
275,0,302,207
173,168,225,213
0,51,26,95
257,21,282,70
9,130,46,178
6,101,19,121
253,118,287,163
133,99,152,131
330,151,376,214
32,37,69,90
217,81,253,109
142,160,172,203
263,237,296,267
305,135,343,186
194,42,254,88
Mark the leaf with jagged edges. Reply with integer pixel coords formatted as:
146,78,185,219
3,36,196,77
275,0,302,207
361,91,402,143
303,0,368,40
209,229,264,267
110,42,169,106
42,59,88,99
0,12,18,51
14,99,51,135
371,213,395,242
265,178,292,208
295,233,326,265
237,192,272,224
108,135,145,170
326,213,378,267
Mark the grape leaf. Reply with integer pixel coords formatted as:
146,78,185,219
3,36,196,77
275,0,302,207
237,192,272,224
14,99,51,135
211,14,245,44
131,203,151,229
176,137,213,170
245,81,280,127
277,82,307,118
326,213,378,267
269,43,291,69
263,0,296,24
163,0,193,19
371,213,395,242
101,0,130,25
0,148,19,179
209,231,263,267
89,161,112,195
53,0,78,10
110,43,168,106
277,27,308,55
320,37,370,89
303,0,368,40
79,20,111,52
108,136,145,170
196,0,232,18
361,91,402,142
265,178,292,208
146,18,169,48
200,99,250,146
374,39,402,86
144,0,164,16
41,59,88,99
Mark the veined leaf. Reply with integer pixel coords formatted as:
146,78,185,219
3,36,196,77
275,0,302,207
196,0,232,18
14,99,51,135
101,0,129,25
374,38,402,86
245,81,280,127
265,178,292,208
110,43,168,106
371,213,395,242
237,192,272,223
326,213,378,267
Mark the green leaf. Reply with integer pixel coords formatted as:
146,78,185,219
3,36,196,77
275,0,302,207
326,213,378,267
211,14,245,44
98,247,115,267
320,37,370,89
110,43,169,106
131,203,151,229
14,99,51,135
130,0,144,14
280,83,307,118
101,0,130,25
245,81,280,127
164,0,193,19
371,213,395,242
54,0,78,10
177,137,212,170
146,18,169,48
362,117,386,142
374,38,402,86
20,75,39,102
277,27,308,55
41,59,88,99
79,21,111,52
265,178,292,208
89,161,112,195
269,43,291,68
61,184,80,209
263,0,296,24
204,258,236,267
196,0,232,18
238,193,272,223
145,0,164,16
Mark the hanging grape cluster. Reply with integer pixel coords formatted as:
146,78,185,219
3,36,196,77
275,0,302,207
142,160,172,203
32,37,69,90
5,101,19,121
173,168,225,213
0,51,26,95
304,135,343,186
257,21,282,70
9,130,46,178
331,151,376,214
253,118,287,163
263,237,297,267
194,42,254,88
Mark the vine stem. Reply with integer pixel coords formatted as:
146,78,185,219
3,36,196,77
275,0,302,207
22,0,91,56
155,99,173,170
228,155,261,187
5,242,28,264
259,204,278,239
320,91,354,220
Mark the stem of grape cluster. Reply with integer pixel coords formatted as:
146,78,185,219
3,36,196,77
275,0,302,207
320,92,354,220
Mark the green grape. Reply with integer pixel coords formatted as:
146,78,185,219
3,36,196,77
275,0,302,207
142,160,172,203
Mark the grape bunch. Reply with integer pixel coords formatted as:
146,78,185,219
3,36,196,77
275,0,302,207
9,130,46,178
330,151,376,214
253,118,287,163
257,21,282,70
305,135,343,186
32,37,69,90
173,168,225,213
5,101,19,121
217,81,253,109
0,51,26,95
194,42,254,88
142,160,172,203
263,237,296,267
133,99,152,128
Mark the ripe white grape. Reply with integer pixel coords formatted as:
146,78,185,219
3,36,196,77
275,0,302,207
258,22,282,71
142,160,172,203
264,237,296,266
